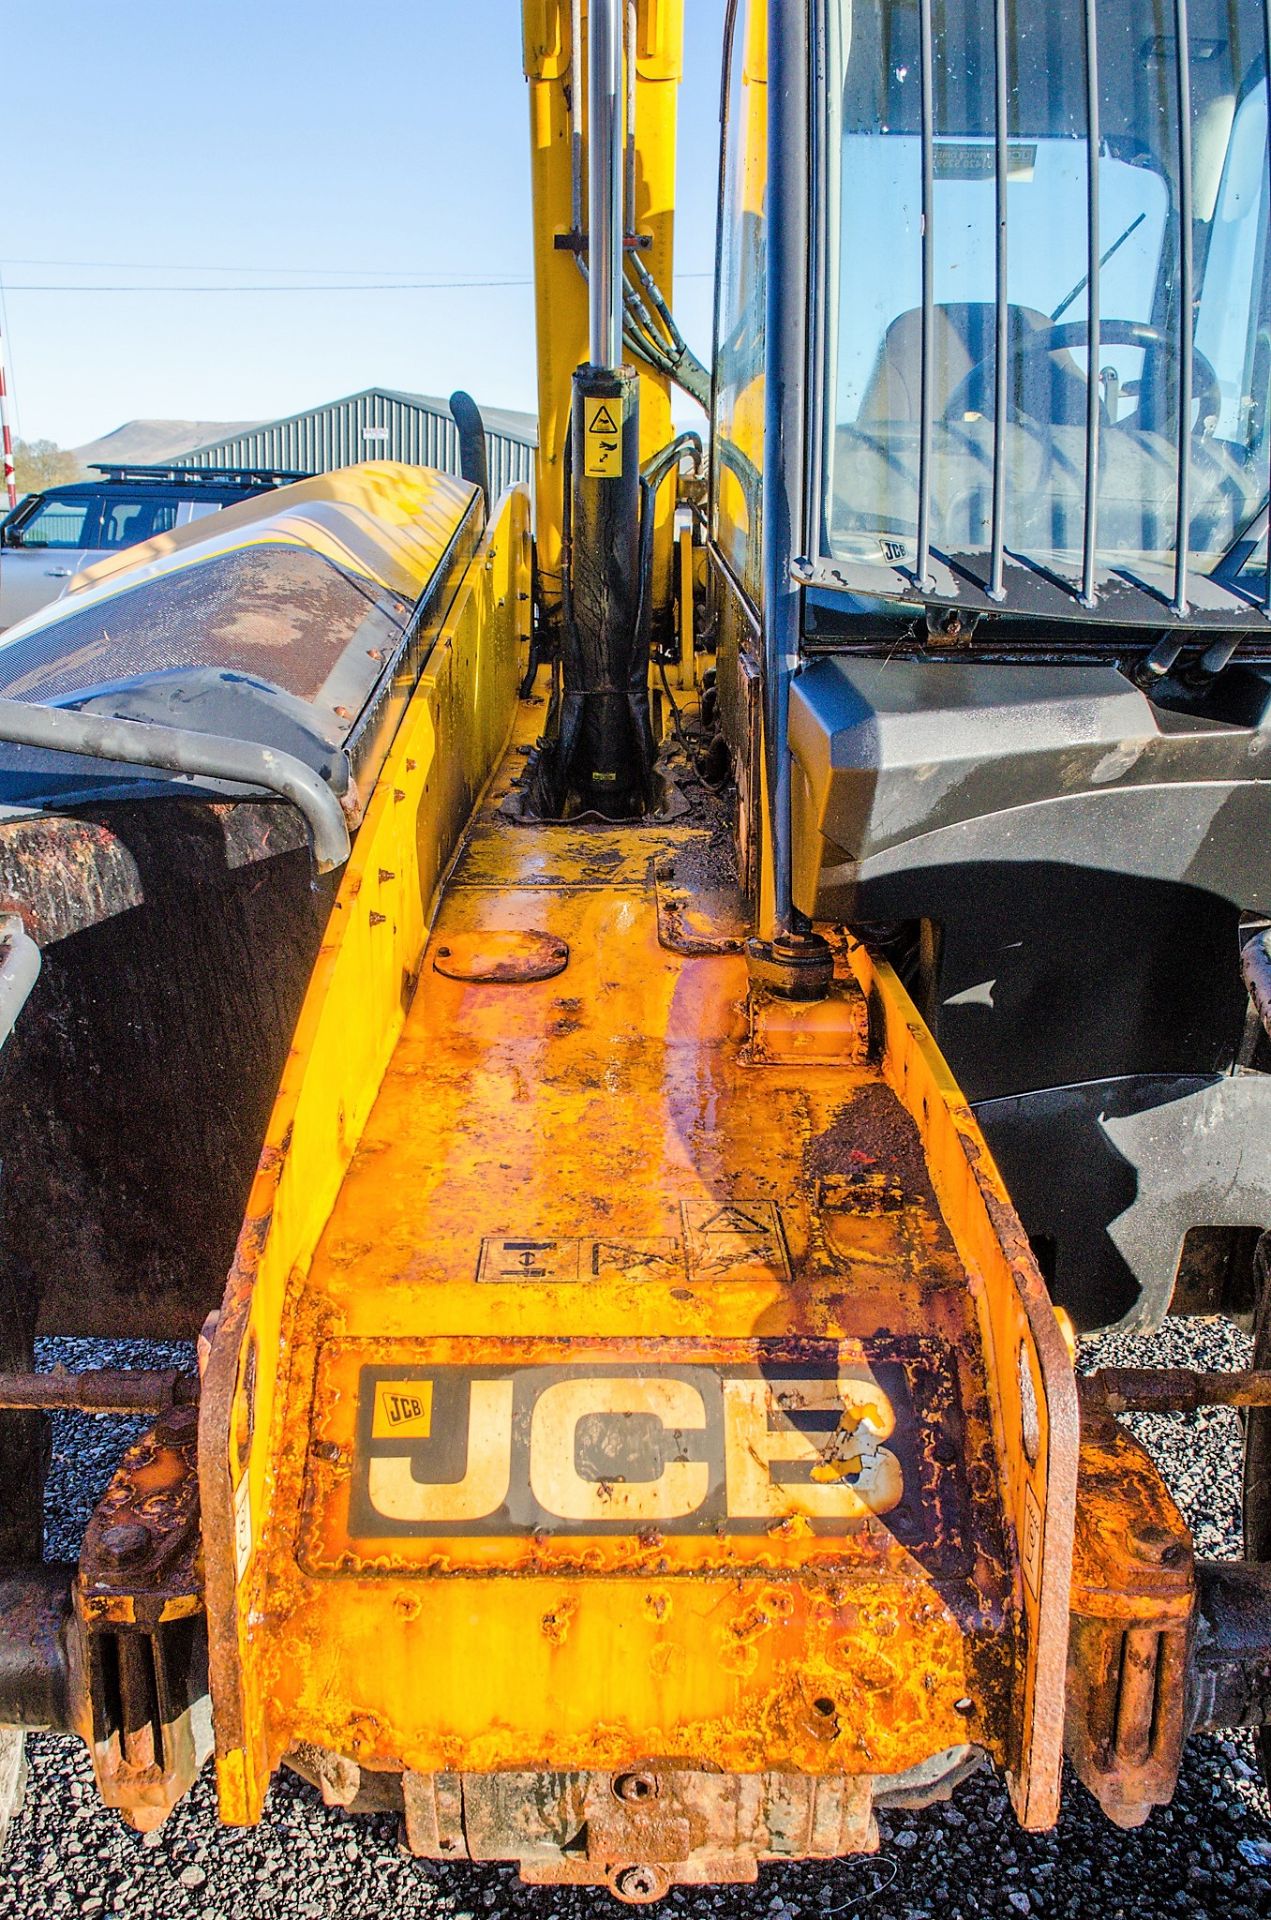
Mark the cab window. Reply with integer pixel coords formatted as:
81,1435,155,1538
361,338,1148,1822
822,0,1271,591
98,496,179,548
14,495,97,548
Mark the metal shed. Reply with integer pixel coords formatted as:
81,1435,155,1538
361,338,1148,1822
176,387,536,499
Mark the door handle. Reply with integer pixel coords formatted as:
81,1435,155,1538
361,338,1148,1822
44,568,71,578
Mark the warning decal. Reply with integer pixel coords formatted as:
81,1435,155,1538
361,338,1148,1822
475,1203,791,1285
583,394,623,477
681,1200,792,1283
477,1237,582,1284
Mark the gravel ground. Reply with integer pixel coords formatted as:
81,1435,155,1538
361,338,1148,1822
3,1324,1270,1920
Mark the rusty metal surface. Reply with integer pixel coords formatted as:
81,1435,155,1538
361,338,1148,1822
0,1565,78,1731
201,691,1080,1836
1064,1381,1195,1829
431,928,570,983
0,1367,198,1415
79,1404,202,1627
1188,1560,1271,1735
0,813,144,945
199,491,533,1827
268,831,1016,1776
847,934,1081,1833
76,1403,211,1832
402,1766,880,1894
1089,1366,1271,1413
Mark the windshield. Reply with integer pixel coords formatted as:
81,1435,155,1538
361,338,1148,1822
823,0,1271,603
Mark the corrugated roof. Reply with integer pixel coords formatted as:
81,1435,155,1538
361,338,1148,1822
183,386,537,462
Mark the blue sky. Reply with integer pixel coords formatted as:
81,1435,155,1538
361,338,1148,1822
0,0,727,448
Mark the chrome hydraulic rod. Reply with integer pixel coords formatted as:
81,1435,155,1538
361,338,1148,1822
588,0,624,369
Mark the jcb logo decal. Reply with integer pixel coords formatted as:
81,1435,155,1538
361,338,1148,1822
371,1380,433,1439
350,1364,907,1537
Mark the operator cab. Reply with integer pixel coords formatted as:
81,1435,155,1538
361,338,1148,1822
710,0,1271,1334
822,0,1269,614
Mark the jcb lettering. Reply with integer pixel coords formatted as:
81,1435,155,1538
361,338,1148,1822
368,1379,513,1523
721,1376,901,1520
528,1376,710,1522
352,1363,906,1538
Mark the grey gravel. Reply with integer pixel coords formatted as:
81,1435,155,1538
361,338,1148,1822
1,1323,1269,1918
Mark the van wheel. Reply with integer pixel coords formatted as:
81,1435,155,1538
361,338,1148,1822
0,1728,27,1852
1242,1232,1271,1791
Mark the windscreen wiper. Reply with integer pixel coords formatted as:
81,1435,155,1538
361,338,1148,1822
1051,211,1147,322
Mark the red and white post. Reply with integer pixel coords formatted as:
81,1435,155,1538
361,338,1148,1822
0,325,15,509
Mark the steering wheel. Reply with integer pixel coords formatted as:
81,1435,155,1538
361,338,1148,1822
942,319,1222,434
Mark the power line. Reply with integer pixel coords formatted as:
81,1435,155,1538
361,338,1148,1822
2,279,535,293
0,256,534,277
1,272,713,295
0,256,714,280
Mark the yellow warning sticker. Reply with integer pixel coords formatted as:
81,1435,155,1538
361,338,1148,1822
584,395,623,477
372,1379,433,1440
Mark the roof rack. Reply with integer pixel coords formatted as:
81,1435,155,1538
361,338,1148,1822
86,463,309,487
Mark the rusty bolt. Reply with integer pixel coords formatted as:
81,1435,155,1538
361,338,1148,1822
97,1523,150,1569
612,1771,659,1805
152,1405,198,1449
609,1863,671,1904
1128,1522,1185,1567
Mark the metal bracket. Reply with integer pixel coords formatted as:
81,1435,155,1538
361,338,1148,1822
552,230,652,252
76,1405,210,1832
744,931,836,1001
0,696,351,873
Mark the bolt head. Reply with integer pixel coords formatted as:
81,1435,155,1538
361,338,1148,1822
152,1405,198,1449
613,1771,659,1805
609,1863,671,1904
1129,1522,1179,1565
97,1522,150,1570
